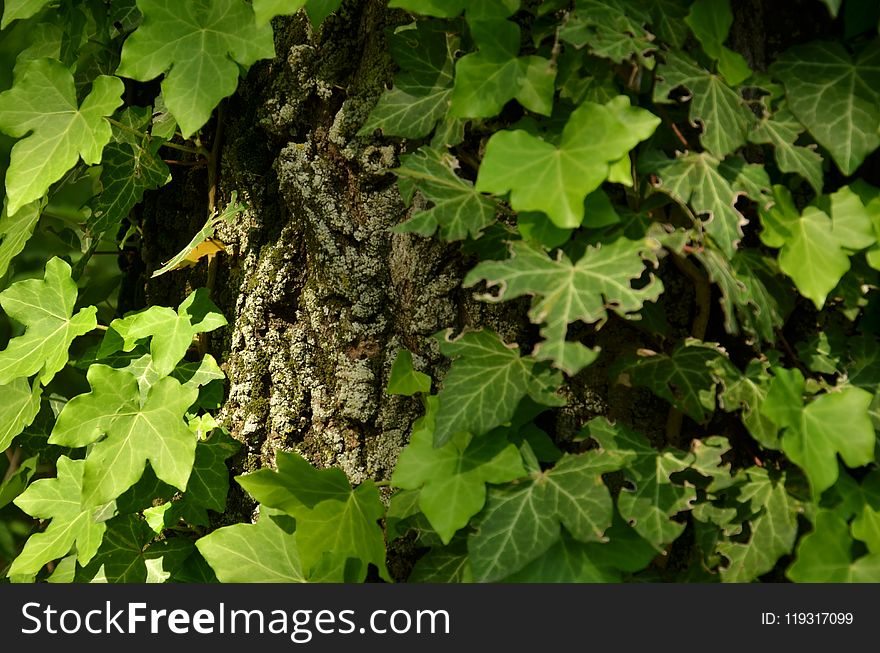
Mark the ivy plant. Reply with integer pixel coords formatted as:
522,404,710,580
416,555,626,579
1,0,880,585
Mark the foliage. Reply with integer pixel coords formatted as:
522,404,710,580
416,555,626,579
1,0,879,586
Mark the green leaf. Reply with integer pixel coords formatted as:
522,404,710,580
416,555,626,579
393,147,497,241
0,58,123,215
758,185,850,309
476,96,660,228
9,457,106,576
49,365,200,507
359,23,457,139
787,510,880,582
559,0,657,70
644,151,769,256
613,339,726,423
718,468,799,581
391,424,525,543
585,418,695,549
81,515,193,583
684,0,750,85
0,200,42,280
468,448,633,581
196,513,306,582
762,368,876,499
236,450,351,515
236,451,388,581
408,541,472,583
713,358,779,449
0,454,37,509
638,0,690,48
0,257,97,385
86,107,173,238
450,14,554,119
653,50,754,157
771,41,880,175
181,429,240,514
432,329,564,446
696,247,789,344
1,0,55,29
466,238,663,375
294,482,389,582
819,0,842,17
302,0,343,26
0,377,41,451
502,531,622,582
823,185,877,252
387,349,431,396
116,0,275,137
252,0,307,26
111,289,227,377
748,107,823,194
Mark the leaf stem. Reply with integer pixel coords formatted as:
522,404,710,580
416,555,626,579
106,118,206,156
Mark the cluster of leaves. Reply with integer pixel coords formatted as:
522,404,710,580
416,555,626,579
1,0,880,584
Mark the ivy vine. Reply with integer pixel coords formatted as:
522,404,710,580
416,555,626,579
1,0,880,583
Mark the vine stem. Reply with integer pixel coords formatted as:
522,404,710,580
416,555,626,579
199,102,225,358
3,447,21,484
665,251,712,446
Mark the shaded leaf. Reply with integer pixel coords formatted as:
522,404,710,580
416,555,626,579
466,238,663,375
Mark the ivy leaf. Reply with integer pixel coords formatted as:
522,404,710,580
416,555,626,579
468,448,633,582
9,457,106,576
432,329,564,446
465,238,663,375
111,289,227,377
236,450,351,514
293,482,389,582
1,0,55,28
393,147,497,241
713,358,779,450
822,185,877,252
476,96,660,228
559,0,657,70
387,348,431,396
49,365,199,508
787,510,880,582
0,58,123,215
0,454,37,510
748,107,823,194
762,367,876,499
653,50,754,157
643,151,770,256
758,185,850,309
116,0,275,138
0,257,97,386
696,247,789,344
196,512,306,582
585,418,695,549
613,339,726,423
252,0,306,26
718,468,799,581
408,540,472,583
391,421,525,543
236,451,388,581
0,200,42,280
359,23,457,139
180,430,240,514
502,531,622,582
684,0,750,84
450,13,554,119
80,515,193,583
89,140,170,240
771,41,880,175
638,0,690,48
0,377,41,451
